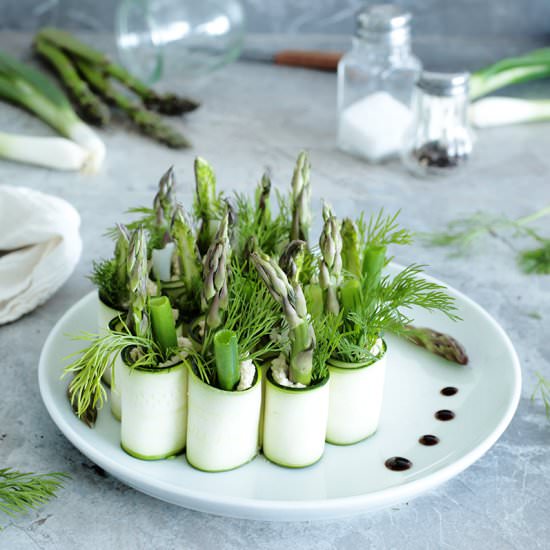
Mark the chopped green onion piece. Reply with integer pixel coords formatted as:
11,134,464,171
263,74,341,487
214,329,240,391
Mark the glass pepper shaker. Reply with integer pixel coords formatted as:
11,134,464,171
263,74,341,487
401,72,474,176
337,4,421,163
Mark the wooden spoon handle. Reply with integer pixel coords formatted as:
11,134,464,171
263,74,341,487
273,50,342,72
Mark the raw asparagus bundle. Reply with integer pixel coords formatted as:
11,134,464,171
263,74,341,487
34,27,198,147
251,248,315,386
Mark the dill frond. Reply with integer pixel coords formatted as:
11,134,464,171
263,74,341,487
517,241,550,274
359,210,413,250
421,206,550,274
62,329,158,423
311,312,345,381
90,258,126,307
233,189,291,261
193,259,283,386
0,469,68,520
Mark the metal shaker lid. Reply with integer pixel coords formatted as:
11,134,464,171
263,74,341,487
356,4,411,39
417,72,470,97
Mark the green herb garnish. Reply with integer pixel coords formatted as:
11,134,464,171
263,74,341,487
421,205,550,275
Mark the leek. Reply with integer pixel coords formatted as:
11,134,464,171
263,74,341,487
0,51,105,172
0,131,88,171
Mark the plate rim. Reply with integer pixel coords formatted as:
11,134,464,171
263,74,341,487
38,267,522,520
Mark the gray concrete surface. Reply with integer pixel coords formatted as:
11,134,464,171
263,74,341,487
0,32,550,550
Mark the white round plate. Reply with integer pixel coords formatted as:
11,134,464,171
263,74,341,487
39,266,521,521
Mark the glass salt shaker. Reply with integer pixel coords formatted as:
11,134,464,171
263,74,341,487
401,72,474,176
337,4,421,163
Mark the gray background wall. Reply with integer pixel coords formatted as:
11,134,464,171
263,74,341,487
3,0,550,38
1,1,549,71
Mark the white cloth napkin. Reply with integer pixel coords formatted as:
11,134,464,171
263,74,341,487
0,185,82,324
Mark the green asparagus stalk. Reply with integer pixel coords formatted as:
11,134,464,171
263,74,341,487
201,211,230,330
402,325,469,365
290,151,312,243
36,28,199,115
149,295,178,358
214,329,240,390
194,157,220,255
76,59,190,148
251,250,315,385
34,37,109,126
319,204,342,315
126,228,149,338
255,172,272,226
153,166,176,246
113,223,130,306
341,218,361,278
171,205,202,289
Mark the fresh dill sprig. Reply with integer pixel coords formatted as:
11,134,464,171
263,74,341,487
0,469,68,520
62,329,158,423
359,209,413,250
421,205,550,274
518,241,550,275
532,372,550,419
233,187,291,261
191,259,282,385
90,258,125,306
311,312,345,381
380,264,460,320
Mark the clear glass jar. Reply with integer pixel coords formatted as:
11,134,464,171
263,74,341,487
116,0,246,84
401,72,474,176
337,4,421,163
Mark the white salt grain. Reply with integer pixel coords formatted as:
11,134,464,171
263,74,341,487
338,91,412,162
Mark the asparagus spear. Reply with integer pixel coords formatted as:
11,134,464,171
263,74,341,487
402,325,469,365
126,228,149,338
290,151,312,243
319,204,342,315
251,249,315,385
201,211,230,330
113,224,130,306
194,157,220,255
255,172,272,226
76,59,190,148
34,37,109,126
36,27,199,115
171,205,202,289
341,218,361,278
153,166,177,246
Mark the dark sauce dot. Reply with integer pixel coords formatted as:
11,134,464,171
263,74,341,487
441,386,458,396
435,409,455,421
419,434,440,446
385,457,413,471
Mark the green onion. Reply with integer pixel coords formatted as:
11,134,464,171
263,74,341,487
363,244,387,292
0,131,88,171
470,97,550,127
0,50,105,172
149,296,177,358
214,329,240,390
470,49,550,100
